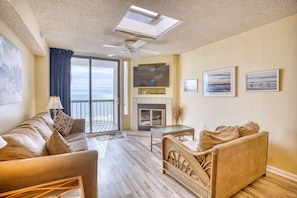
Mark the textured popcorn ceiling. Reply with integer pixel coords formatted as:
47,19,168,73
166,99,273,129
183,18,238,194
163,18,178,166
1,0,297,57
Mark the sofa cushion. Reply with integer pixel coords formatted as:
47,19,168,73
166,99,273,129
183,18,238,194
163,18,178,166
64,132,86,142
34,112,55,131
19,118,53,141
197,126,240,151
54,111,75,136
0,127,48,161
64,133,88,151
46,130,73,155
68,138,89,152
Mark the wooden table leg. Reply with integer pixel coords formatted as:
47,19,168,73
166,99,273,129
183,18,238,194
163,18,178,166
150,134,153,151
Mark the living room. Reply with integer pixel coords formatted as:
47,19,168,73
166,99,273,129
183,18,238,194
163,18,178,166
0,0,297,197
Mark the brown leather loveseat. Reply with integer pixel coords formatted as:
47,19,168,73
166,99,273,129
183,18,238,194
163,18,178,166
0,112,98,198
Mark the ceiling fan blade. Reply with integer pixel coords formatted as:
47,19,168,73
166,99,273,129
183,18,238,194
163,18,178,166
107,50,128,57
139,48,160,55
132,40,146,49
102,44,123,48
107,53,117,57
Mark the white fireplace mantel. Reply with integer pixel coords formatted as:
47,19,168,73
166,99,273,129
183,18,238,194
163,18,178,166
132,97,172,130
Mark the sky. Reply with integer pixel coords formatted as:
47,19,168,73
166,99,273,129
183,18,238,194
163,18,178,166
70,57,117,100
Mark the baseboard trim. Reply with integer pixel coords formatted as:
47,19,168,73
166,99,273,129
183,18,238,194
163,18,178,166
267,165,297,182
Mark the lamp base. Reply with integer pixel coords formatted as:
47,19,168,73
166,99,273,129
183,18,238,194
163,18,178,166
50,109,59,120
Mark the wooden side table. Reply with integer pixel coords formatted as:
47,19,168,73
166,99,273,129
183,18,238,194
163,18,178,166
150,125,195,151
0,176,84,198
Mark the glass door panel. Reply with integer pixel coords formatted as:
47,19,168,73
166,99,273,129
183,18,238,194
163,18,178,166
71,58,90,129
91,59,119,132
139,109,151,126
71,57,119,133
152,110,163,126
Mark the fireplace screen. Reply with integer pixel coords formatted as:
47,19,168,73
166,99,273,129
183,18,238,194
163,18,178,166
138,108,165,130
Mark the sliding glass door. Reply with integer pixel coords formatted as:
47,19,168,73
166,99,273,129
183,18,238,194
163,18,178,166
70,56,119,133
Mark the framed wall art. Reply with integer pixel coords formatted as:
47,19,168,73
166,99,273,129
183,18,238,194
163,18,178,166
246,69,279,92
203,66,236,97
184,79,198,92
0,34,22,105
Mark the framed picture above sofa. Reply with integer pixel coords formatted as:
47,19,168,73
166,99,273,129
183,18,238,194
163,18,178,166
203,66,236,97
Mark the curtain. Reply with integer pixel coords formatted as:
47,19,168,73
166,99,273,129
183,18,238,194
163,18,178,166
50,48,74,115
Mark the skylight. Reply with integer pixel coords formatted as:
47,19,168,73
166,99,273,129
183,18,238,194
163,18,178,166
114,5,181,39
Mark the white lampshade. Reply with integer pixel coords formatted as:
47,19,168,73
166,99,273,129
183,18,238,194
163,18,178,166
0,136,7,149
47,96,64,110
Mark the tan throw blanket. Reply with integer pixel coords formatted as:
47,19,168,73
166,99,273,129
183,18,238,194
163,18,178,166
198,126,240,151
196,121,260,151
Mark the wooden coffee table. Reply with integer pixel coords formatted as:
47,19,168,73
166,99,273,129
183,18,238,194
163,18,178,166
150,125,194,151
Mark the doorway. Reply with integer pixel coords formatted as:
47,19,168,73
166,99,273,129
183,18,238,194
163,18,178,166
70,56,120,133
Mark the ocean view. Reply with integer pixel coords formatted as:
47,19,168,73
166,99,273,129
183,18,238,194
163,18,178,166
71,88,113,101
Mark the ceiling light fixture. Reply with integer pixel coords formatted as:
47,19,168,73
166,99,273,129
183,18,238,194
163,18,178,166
130,5,159,18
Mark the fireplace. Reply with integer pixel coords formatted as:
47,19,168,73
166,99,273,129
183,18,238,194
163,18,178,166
132,97,172,130
138,104,166,131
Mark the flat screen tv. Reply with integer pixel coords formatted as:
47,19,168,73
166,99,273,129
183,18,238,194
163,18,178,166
133,65,169,87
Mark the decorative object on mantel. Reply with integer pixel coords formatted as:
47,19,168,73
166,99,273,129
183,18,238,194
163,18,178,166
0,34,22,105
138,88,166,95
47,96,64,119
172,105,183,125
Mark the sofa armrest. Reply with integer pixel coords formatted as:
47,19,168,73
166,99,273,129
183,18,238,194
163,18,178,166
0,150,98,198
70,119,85,134
162,135,211,186
210,131,268,197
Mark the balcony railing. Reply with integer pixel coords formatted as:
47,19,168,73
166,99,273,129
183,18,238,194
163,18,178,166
71,99,114,125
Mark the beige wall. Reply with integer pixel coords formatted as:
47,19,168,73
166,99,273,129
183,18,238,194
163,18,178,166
130,55,179,128
121,59,131,130
131,55,179,102
35,54,50,113
179,14,297,175
0,20,36,134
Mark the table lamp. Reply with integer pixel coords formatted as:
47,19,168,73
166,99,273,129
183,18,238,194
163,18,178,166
47,96,64,119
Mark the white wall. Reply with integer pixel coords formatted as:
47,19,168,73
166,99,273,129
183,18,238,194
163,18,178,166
179,14,297,175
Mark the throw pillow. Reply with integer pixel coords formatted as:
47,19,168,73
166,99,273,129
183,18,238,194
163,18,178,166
19,118,53,141
54,110,75,136
46,130,73,155
198,126,240,151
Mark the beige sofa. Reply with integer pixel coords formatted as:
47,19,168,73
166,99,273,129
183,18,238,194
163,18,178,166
162,123,268,198
0,112,98,198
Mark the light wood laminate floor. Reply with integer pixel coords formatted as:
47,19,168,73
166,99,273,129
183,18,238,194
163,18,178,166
88,132,297,198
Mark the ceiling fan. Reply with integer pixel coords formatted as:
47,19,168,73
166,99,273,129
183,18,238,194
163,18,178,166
103,39,160,58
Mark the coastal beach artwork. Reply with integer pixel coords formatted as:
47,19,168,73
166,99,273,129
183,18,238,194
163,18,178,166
0,34,22,105
203,66,236,97
184,79,198,92
246,69,279,91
